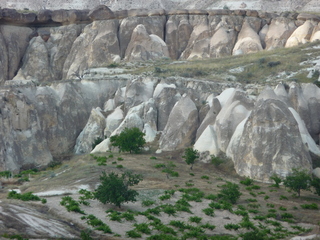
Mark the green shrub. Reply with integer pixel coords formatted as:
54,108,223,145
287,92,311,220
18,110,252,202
83,214,112,233
202,207,214,216
161,204,176,216
0,171,12,178
264,195,270,200
211,155,224,166
281,213,293,219
248,203,260,209
134,223,151,234
8,191,41,202
108,211,122,222
142,200,155,207
126,230,142,238
248,209,259,214
150,156,157,160
270,173,282,188
279,206,287,211
201,175,209,180
240,216,255,230
218,181,242,204
266,203,274,208
189,216,202,223
201,223,216,230
224,223,240,230
116,164,123,168
60,196,85,214
280,195,288,200
300,203,318,209
117,157,124,161
146,234,178,240
246,198,257,202
154,163,165,168
169,220,187,230
205,194,218,200
41,198,47,204
240,177,254,186
154,224,177,235
159,194,172,201
121,211,136,221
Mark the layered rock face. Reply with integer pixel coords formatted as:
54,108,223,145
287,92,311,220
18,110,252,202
1,7,320,82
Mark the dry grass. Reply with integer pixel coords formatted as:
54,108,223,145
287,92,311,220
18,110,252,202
129,41,320,85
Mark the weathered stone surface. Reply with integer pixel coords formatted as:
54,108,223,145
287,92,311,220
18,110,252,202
0,30,8,82
0,25,32,80
74,108,106,154
63,20,121,79
51,9,89,23
119,16,166,58
88,5,115,21
232,21,263,55
297,13,320,22
229,98,312,181
196,98,221,140
124,24,170,61
194,125,219,156
313,168,320,178
165,15,192,60
215,90,254,152
154,83,181,131
0,89,52,172
311,25,320,42
159,94,199,151
13,36,52,82
180,15,211,59
37,10,52,22
104,106,124,137
285,20,314,47
265,17,297,50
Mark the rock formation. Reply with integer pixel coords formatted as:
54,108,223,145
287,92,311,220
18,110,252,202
0,7,319,82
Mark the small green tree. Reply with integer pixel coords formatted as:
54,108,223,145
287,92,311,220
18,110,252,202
95,171,143,208
182,148,199,170
270,173,282,188
110,127,146,153
283,168,311,197
218,181,242,204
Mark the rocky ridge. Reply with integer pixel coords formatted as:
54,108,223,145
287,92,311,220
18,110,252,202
1,7,320,83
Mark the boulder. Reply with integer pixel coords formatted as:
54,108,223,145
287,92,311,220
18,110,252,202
0,30,8,82
285,20,314,47
215,90,253,152
311,25,320,42
154,83,181,131
313,168,320,178
124,24,170,61
104,106,124,137
232,21,263,55
165,15,192,60
0,25,33,80
180,15,211,60
88,5,115,20
209,26,238,58
118,16,166,58
124,77,156,110
74,108,106,154
159,94,199,151
265,17,297,50
230,98,312,182
13,36,52,82
194,125,220,156
37,10,52,22
63,19,121,80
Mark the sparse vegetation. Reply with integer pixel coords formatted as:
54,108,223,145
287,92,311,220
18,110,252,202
283,168,312,197
182,148,199,170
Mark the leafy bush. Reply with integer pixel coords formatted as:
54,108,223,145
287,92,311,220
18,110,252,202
201,223,216,230
8,191,42,202
279,206,287,211
169,220,187,230
60,196,85,214
211,155,224,166
201,175,209,180
189,216,202,223
83,214,112,233
0,171,12,178
134,223,152,234
182,148,199,170
95,171,143,208
126,230,141,238
240,177,254,186
121,211,136,221
264,195,270,200
224,223,240,230
142,200,155,207
110,127,146,153
311,177,320,196
218,181,242,204
91,137,104,150
270,173,282,188
202,208,215,216
150,156,157,160
300,203,318,209
279,195,288,200
147,234,178,240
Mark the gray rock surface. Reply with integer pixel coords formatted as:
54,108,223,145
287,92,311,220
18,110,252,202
230,98,312,181
159,94,199,151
